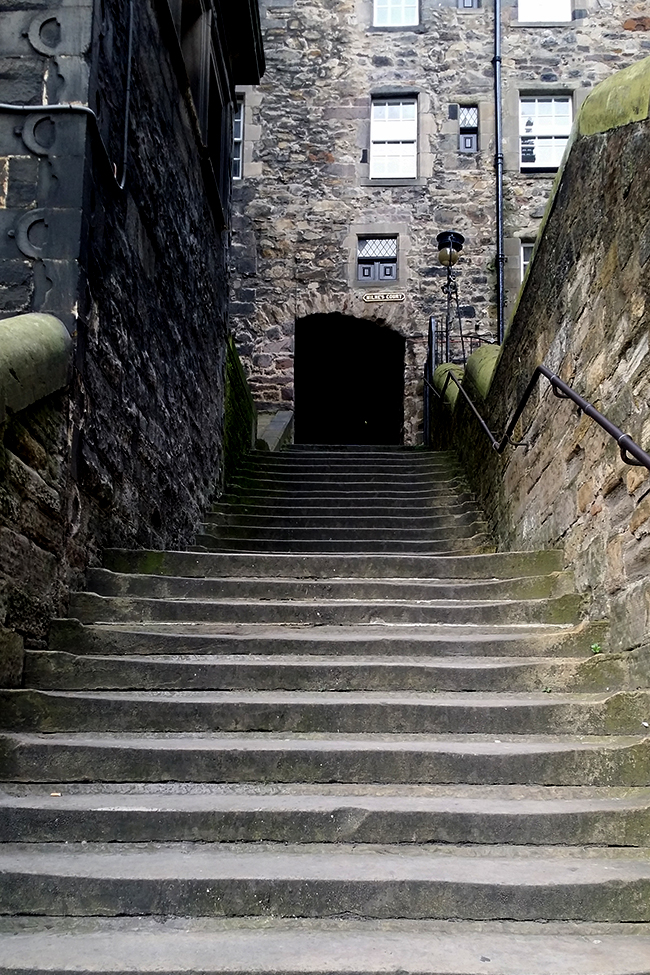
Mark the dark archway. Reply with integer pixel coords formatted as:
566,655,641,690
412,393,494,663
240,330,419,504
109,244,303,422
294,313,405,445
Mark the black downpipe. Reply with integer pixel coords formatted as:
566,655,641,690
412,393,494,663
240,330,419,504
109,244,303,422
494,0,506,344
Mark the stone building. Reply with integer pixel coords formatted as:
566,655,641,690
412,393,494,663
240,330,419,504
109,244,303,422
230,0,650,444
0,0,264,658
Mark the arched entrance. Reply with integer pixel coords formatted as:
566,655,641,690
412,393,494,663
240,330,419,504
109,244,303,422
294,313,405,445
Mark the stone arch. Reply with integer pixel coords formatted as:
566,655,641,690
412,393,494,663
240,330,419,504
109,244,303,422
294,313,405,445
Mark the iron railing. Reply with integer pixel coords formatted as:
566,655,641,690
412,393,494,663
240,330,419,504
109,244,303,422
426,361,650,471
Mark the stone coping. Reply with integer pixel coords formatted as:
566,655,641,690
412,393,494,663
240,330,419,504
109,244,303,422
0,313,72,423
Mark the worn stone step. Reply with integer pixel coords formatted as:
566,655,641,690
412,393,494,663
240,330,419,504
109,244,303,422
230,470,464,485
48,619,608,659
67,592,584,627
2,688,649,736
25,650,623,693
195,533,491,554
236,458,463,475
2,917,650,975
198,523,488,542
85,568,571,602
2,732,648,786
222,490,478,506
212,499,479,517
2,842,650,920
205,511,482,531
101,549,563,580
2,783,650,845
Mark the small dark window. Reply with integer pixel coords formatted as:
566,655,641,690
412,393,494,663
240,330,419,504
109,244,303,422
357,237,398,282
459,105,479,153
458,0,479,9
233,99,244,179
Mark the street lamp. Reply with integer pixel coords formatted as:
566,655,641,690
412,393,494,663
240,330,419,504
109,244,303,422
436,231,466,364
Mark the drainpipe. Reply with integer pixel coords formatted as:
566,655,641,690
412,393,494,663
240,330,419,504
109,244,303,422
494,0,506,345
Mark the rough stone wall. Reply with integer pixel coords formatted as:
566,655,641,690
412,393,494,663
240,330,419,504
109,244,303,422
74,0,230,559
231,0,650,443
443,106,650,655
0,391,70,675
0,0,261,666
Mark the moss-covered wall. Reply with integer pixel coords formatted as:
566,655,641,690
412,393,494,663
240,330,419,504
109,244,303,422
436,58,650,657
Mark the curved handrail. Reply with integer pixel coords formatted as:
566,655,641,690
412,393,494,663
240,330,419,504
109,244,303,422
427,363,650,472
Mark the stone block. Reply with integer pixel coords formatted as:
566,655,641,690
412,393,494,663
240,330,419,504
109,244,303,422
0,624,22,687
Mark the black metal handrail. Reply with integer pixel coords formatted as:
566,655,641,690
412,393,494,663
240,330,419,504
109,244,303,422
427,362,650,471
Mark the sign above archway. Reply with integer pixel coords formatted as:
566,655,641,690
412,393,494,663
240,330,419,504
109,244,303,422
362,291,406,303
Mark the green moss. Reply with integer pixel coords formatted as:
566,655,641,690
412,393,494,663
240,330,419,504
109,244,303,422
579,56,650,136
433,364,464,410
464,345,501,401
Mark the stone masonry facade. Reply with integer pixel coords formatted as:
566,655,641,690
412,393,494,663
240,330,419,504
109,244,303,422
230,0,650,443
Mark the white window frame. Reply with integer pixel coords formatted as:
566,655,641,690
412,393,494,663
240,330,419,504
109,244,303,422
521,241,535,281
519,95,572,171
232,98,244,180
517,0,572,23
370,97,418,179
373,0,418,27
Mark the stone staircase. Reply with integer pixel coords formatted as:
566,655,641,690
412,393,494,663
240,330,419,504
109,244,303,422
1,447,650,974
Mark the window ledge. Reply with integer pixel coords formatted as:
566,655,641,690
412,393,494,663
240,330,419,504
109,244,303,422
368,25,425,33
511,21,576,27
361,177,423,187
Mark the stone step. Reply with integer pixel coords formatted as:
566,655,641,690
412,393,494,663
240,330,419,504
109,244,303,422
85,568,571,602
48,619,608,659
230,469,463,483
67,592,584,627
2,688,649,736
235,458,464,474
25,650,623,692
198,523,488,542
205,511,482,531
2,842,650,920
2,783,650,845
2,917,650,975
101,549,563,579
222,490,477,505
195,533,492,554
2,731,647,785
212,499,479,516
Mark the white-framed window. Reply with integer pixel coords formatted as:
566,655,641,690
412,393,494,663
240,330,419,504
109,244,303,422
232,98,244,179
373,0,418,26
519,96,572,170
458,0,479,8
521,241,535,280
517,0,571,22
370,98,417,179
357,236,398,281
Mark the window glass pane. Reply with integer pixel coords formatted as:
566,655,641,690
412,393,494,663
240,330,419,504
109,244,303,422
459,105,479,129
373,0,418,26
520,97,572,136
518,0,572,22
521,242,535,280
371,98,417,178
232,99,244,180
358,238,398,259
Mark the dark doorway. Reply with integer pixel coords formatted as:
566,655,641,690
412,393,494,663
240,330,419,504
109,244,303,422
294,314,405,445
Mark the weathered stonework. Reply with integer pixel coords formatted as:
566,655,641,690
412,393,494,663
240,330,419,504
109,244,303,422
438,67,650,656
231,0,650,443
0,0,264,669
